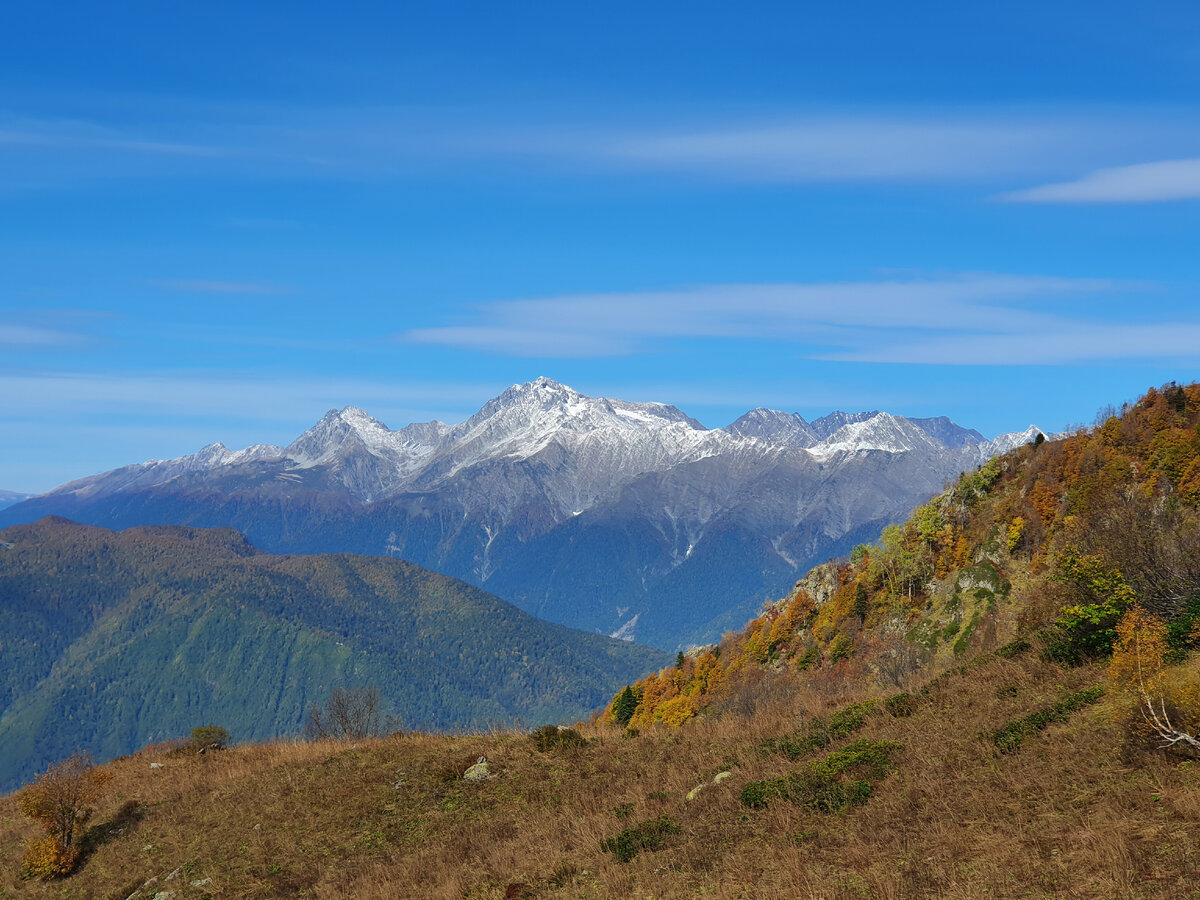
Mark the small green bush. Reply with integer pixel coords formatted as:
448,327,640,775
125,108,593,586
600,814,680,862
760,700,880,759
741,739,903,812
994,637,1031,659
1166,596,1200,655
1045,553,1136,664
993,686,1105,753
794,645,820,671
828,633,853,663
883,692,918,717
189,724,231,751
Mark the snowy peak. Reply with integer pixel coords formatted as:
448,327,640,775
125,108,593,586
985,425,1046,455
475,377,702,433
415,379,733,501
809,411,881,441
285,406,393,464
810,412,947,458
725,408,818,447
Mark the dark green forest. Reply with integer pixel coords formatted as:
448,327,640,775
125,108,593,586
0,518,668,791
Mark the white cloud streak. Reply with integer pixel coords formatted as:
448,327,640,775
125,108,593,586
0,324,89,347
1000,157,1200,203
2,104,1194,188
0,372,498,427
401,273,1183,365
594,119,1088,181
147,279,295,295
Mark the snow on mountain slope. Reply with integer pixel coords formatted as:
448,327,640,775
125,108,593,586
724,408,818,447
809,412,950,458
413,377,726,484
809,410,881,440
35,378,1043,509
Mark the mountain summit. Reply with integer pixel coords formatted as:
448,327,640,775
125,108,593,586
1,380,1045,648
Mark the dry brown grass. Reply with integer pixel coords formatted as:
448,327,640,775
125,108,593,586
3,651,1199,899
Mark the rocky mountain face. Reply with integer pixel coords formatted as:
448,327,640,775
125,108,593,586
0,378,1045,648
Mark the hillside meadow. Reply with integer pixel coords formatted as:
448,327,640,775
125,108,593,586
2,642,1198,898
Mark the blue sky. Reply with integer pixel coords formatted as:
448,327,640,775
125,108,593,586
3,0,1200,492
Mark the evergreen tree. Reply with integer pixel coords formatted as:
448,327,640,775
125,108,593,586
854,582,869,622
614,686,639,726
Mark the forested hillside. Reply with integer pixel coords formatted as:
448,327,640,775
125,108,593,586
0,518,668,791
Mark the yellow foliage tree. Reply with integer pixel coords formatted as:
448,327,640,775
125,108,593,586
1109,606,1166,697
655,693,697,727
1109,607,1200,757
17,752,112,879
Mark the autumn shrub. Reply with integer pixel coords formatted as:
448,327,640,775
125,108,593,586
741,738,903,811
530,725,586,753
600,814,680,862
20,835,78,880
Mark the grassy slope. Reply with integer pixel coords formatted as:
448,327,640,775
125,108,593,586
1,647,1197,898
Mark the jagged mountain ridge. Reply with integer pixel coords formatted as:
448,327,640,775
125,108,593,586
1,379,1045,648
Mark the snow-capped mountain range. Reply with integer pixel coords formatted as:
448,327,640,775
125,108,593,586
2,378,1049,648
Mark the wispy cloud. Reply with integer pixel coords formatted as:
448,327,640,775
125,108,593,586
0,120,228,157
1000,157,1200,203
147,279,295,295
0,324,89,347
402,273,1168,364
822,322,1200,365
590,118,1097,182
3,102,1196,189
0,371,498,427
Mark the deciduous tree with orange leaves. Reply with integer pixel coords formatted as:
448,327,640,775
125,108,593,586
17,752,112,878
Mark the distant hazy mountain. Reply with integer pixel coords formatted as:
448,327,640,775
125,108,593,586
0,517,669,792
0,490,29,512
0,378,1045,648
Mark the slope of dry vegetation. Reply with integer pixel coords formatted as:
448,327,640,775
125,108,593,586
2,644,1199,898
